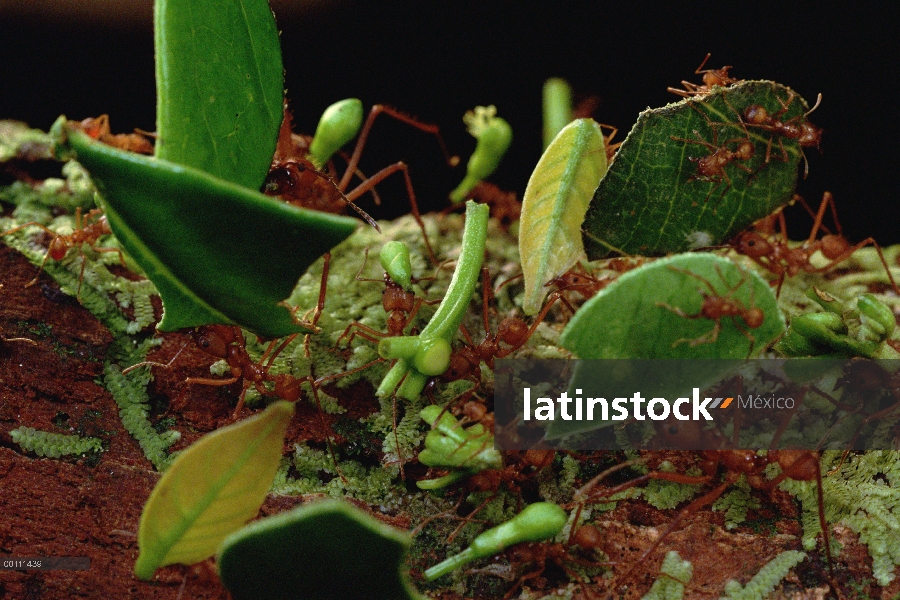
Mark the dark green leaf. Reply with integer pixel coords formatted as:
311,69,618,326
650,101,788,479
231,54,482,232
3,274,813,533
217,500,421,600
154,0,284,189
582,81,808,258
62,125,357,338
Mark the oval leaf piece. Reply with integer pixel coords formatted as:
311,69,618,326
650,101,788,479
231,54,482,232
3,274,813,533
218,500,421,600
520,118,607,315
560,253,784,359
582,81,809,258
134,401,295,580
154,0,284,189
60,125,358,339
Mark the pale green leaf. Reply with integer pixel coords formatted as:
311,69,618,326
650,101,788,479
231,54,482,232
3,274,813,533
134,401,294,579
520,119,607,315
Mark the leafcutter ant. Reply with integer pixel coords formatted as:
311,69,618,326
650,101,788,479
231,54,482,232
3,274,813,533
76,115,155,155
263,102,455,263
668,53,742,98
0,207,126,299
656,263,764,350
741,91,823,178
671,121,755,205
732,191,900,297
577,424,836,596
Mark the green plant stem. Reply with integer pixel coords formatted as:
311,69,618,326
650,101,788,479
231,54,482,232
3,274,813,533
376,201,489,400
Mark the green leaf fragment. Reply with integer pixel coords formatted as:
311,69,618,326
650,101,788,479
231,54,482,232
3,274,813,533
560,253,784,359
582,81,808,258
520,118,607,315
134,401,294,580
154,0,284,190
217,499,421,600
60,125,357,339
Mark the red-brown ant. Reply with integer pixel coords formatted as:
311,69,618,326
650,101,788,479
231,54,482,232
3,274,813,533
491,530,609,600
336,248,441,347
656,264,764,349
441,268,566,387
741,91,823,178
732,191,900,297
263,103,455,263
76,115,155,155
668,53,742,98
0,207,126,299
671,124,755,204
578,423,835,596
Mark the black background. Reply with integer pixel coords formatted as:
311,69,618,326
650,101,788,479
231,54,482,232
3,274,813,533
2,1,898,243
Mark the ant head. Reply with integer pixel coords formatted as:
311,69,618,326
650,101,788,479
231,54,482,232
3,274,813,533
734,140,755,161
191,325,235,358
743,104,769,125
497,317,529,346
799,122,823,150
733,232,772,258
745,307,765,329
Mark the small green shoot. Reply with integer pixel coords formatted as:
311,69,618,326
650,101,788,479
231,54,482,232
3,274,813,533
134,401,294,580
519,118,607,315
308,98,364,168
542,77,574,150
423,502,567,581
376,201,489,400
449,106,512,202
416,405,501,489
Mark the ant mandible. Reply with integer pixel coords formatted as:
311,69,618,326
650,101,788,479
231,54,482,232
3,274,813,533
656,263,764,349
732,191,900,297
667,53,742,98
0,207,126,299
263,102,456,263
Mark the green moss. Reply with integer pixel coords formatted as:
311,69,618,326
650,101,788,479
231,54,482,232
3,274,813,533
9,426,104,458
777,451,900,586
640,550,692,600
721,550,806,600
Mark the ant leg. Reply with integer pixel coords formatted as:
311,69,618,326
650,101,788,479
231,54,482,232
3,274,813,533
495,291,568,358
480,267,492,337
337,322,389,348
343,162,438,264
337,104,456,193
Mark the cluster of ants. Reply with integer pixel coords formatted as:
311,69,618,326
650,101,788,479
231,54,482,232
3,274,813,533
2,56,896,598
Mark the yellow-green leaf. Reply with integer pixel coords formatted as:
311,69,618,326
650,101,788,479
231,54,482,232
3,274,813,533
134,401,294,579
519,119,607,315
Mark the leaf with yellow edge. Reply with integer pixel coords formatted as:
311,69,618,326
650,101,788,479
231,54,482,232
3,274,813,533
134,401,294,579
519,119,607,315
